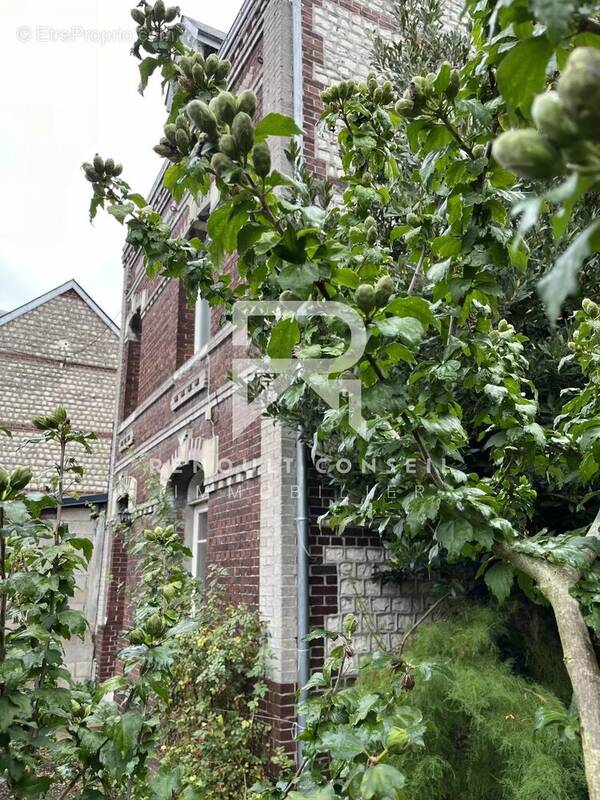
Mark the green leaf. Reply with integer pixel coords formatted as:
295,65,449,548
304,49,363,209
254,113,303,141
277,262,320,291
484,562,514,604
496,36,553,112
24,492,58,518
207,202,233,265
151,767,182,799
435,518,474,557
127,193,148,209
289,789,335,800
107,202,134,224
538,220,600,322
531,0,574,42
268,318,300,359
318,727,365,760
360,763,406,799
375,317,424,347
333,267,360,289
95,675,129,701
114,710,143,757
385,297,439,330
165,617,201,638
138,57,160,93
304,627,339,641
58,609,87,635
0,697,18,731
421,415,466,442
68,537,93,561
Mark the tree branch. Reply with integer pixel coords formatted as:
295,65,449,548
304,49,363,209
407,247,426,295
397,592,450,658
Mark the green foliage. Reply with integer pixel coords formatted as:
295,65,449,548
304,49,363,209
1,420,273,798
88,0,600,792
0,409,95,798
158,574,285,799
254,607,585,800
365,607,586,800
252,614,427,800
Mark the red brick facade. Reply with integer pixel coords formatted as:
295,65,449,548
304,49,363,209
97,0,400,752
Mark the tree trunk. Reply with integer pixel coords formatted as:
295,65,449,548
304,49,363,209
496,543,600,799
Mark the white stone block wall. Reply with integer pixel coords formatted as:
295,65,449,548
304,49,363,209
321,542,435,669
259,418,298,684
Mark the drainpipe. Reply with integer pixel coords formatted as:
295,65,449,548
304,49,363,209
295,429,310,761
291,0,309,764
292,0,304,132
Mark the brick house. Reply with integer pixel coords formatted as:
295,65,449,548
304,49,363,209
97,0,458,751
0,280,119,678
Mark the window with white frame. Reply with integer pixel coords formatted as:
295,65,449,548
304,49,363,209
191,506,208,581
194,295,210,353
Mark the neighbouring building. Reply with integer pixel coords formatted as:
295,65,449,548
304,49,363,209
0,280,119,679
97,0,459,752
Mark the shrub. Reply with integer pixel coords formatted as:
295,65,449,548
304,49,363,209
366,606,587,800
157,574,289,799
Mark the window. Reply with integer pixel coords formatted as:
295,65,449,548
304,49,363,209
123,308,142,418
167,462,208,581
192,507,208,581
194,295,210,353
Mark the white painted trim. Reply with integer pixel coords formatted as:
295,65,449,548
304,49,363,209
191,504,208,579
0,279,119,335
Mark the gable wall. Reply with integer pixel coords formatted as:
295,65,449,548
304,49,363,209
0,289,118,494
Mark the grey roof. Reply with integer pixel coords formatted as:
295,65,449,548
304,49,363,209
0,279,119,335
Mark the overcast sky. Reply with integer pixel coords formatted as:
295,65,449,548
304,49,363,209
0,0,243,326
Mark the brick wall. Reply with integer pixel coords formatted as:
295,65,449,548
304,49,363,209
99,0,462,752
0,285,119,679
0,288,118,493
301,0,395,177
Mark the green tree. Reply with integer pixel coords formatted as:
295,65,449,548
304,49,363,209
0,410,273,797
88,0,600,794
0,409,97,796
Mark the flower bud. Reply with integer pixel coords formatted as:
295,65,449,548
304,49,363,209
252,141,271,177
187,100,218,137
211,152,234,176
131,8,146,25
237,89,257,119
355,284,376,313
531,91,579,146
491,129,563,180
210,92,237,125
93,154,104,174
231,111,254,155
558,47,600,139
218,134,238,160
582,298,600,318
375,275,394,307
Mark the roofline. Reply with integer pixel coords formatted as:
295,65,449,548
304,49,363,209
219,0,260,61
63,493,108,507
121,1,262,265
181,15,226,47
0,280,119,336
